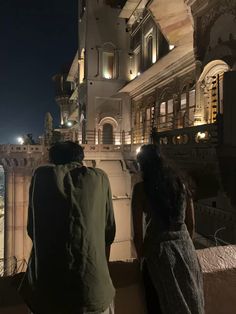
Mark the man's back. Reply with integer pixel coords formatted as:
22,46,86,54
25,162,116,314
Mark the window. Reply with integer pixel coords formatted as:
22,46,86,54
160,102,166,126
167,99,173,114
158,98,174,130
147,35,153,67
144,28,154,68
167,99,174,125
181,93,187,110
144,105,155,142
102,51,115,79
189,89,196,123
102,123,113,144
133,46,141,77
179,87,196,128
135,111,139,125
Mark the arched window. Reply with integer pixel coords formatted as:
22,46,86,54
198,60,229,124
102,123,113,144
179,85,196,128
158,96,174,131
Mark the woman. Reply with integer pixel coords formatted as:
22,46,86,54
132,144,204,314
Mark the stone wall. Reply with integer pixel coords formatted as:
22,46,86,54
111,245,236,314
0,245,236,313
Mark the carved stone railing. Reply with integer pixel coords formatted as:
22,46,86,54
154,123,218,147
0,256,27,277
0,123,219,159
0,145,45,154
195,202,236,245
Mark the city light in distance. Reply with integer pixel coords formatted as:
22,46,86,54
17,137,24,145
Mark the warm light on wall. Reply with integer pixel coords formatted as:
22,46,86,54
104,72,112,79
136,146,141,154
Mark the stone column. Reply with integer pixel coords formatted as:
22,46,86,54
23,173,32,262
194,60,205,125
4,170,14,272
13,171,25,262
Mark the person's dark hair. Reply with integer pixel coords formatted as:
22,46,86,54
49,141,84,165
137,144,186,226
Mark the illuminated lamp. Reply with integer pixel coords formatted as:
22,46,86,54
197,132,206,139
66,121,73,127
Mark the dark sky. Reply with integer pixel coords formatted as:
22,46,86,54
0,0,77,144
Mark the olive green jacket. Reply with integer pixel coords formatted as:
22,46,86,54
20,163,115,314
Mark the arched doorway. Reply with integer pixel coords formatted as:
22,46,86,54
198,60,229,123
0,165,5,274
102,123,113,144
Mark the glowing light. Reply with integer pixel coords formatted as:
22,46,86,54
137,72,141,76
17,137,24,145
176,135,181,140
66,121,73,127
104,72,112,79
197,132,206,139
152,56,157,64
169,44,175,51
136,146,141,154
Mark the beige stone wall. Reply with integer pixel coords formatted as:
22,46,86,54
92,158,134,261
197,245,236,314
110,245,236,314
2,244,236,314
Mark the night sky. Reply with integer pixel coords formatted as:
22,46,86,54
0,0,77,144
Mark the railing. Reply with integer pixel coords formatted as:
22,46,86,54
153,123,218,146
195,202,236,245
0,123,220,157
0,145,44,153
0,257,27,277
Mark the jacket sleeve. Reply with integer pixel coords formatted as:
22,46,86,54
105,174,116,246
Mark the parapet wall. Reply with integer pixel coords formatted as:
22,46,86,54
110,245,236,314
197,245,236,314
0,246,236,313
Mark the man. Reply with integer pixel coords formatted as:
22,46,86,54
19,141,116,314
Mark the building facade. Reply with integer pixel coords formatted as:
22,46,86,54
54,0,236,244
